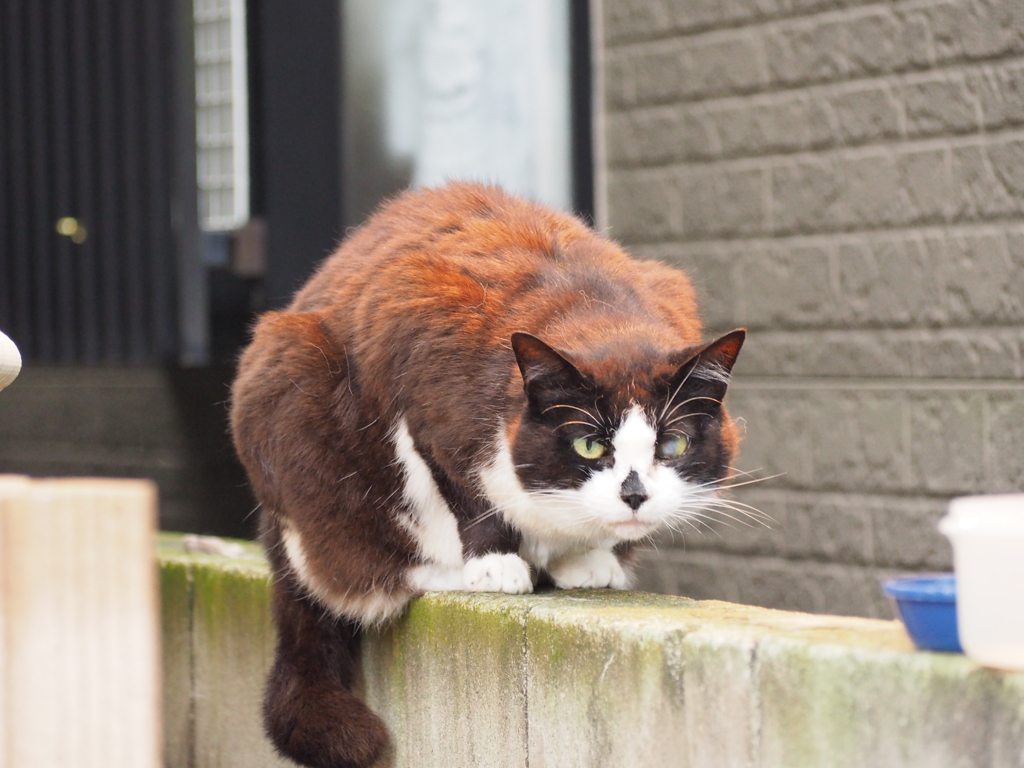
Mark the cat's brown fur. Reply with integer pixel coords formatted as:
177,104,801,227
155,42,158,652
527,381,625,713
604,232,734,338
231,183,744,768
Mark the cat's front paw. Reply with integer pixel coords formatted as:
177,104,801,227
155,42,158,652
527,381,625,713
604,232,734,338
549,549,628,590
463,553,533,594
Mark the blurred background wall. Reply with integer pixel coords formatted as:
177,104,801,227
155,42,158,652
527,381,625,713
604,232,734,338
2,0,1022,618
602,0,1024,616
0,0,347,535
0,0,594,537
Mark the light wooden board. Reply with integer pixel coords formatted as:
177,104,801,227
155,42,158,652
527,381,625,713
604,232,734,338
0,476,159,768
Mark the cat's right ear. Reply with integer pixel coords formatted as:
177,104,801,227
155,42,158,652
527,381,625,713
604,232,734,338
511,332,589,407
666,329,746,408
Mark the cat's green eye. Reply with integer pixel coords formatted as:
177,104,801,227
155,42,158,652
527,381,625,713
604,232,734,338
572,437,607,459
657,434,689,459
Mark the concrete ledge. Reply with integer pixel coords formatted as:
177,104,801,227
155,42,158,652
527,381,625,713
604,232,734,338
158,534,1024,768
159,534,290,768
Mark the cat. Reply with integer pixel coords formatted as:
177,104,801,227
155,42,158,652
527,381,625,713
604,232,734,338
230,182,745,768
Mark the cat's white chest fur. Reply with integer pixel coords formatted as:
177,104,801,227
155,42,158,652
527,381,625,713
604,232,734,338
392,417,535,595
391,418,465,569
391,415,631,595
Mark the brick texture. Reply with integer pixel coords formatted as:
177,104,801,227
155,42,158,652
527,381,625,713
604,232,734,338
602,0,1024,617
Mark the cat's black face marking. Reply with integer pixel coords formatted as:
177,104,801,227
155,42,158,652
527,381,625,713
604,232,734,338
509,330,745,496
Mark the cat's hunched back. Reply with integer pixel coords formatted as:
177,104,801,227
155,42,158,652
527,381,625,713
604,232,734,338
230,182,745,768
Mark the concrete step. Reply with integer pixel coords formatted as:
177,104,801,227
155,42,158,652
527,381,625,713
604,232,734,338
0,366,255,536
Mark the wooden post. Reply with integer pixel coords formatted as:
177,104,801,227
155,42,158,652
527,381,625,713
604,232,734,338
0,476,160,768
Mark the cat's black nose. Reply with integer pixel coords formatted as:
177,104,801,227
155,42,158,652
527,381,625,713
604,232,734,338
620,470,648,511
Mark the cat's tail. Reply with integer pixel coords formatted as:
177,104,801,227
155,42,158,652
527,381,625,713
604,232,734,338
262,537,388,768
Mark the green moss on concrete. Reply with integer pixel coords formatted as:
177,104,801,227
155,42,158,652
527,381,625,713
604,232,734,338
755,636,1024,768
192,560,273,653
157,533,286,768
525,600,690,767
155,534,1024,768
160,559,194,768
363,591,535,768
191,555,286,768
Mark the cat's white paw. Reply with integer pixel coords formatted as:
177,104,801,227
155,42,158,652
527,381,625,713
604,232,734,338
549,549,628,590
463,553,533,594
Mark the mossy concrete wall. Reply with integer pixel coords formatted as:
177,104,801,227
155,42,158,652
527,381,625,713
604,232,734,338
158,534,1024,768
159,534,292,768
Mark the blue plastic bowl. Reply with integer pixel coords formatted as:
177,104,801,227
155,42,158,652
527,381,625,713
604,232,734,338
882,574,963,653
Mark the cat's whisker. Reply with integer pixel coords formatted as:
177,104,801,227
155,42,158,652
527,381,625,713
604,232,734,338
698,503,772,530
683,505,751,530
658,357,700,422
699,492,774,515
671,511,728,538
685,470,782,494
725,465,766,480
662,395,722,424
690,520,724,540
554,420,603,432
684,476,740,492
543,403,601,422
686,485,775,516
662,412,712,427
671,515,712,538
464,509,502,529
686,498,774,528
695,472,786,494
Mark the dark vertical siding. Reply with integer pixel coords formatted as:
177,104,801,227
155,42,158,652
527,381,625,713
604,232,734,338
252,0,343,309
144,0,176,360
5,1,34,355
119,0,144,360
70,0,100,362
0,0,190,363
94,0,124,360
27,0,55,360
0,4,11,338
48,0,77,362
570,0,594,225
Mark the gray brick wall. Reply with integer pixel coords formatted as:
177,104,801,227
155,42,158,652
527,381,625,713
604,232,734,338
601,0,1024,617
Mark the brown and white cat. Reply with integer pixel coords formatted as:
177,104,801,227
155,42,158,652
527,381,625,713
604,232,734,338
230,182,745,768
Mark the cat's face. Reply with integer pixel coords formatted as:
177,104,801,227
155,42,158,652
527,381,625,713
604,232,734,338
498,331,744,546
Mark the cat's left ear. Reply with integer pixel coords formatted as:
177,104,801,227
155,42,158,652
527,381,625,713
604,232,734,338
668,329,746,404
511,332,590,409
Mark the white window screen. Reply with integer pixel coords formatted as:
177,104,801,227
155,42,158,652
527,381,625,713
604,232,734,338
194,0,250,231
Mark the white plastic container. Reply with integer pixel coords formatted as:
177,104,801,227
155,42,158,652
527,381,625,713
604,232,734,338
939,494,1024,671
